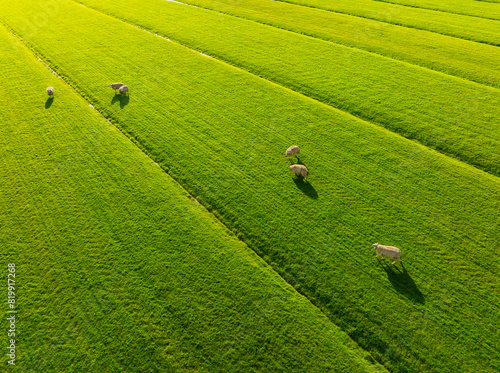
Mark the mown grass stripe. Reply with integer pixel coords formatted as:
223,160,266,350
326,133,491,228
372,0,500,20
161,0,500,88
2,1,499,372
71,0,500,176
275,0,500,46
0,24,386,372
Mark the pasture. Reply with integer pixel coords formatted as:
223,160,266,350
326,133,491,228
0,0,499,372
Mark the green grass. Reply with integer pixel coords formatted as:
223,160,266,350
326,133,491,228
0,25,387,372
77,0,500,89
69,0,500,176
1,1,499,372
275,0,500,45
374,0,500,20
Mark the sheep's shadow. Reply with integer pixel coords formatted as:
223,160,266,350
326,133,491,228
293,178,318,199
378,260,425,304
45,97,53,109
111,94,129,108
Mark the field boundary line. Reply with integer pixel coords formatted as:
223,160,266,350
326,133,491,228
1,24,387,364
273,0,500,47
68,0,500,179
371,0,500,21
156,0,500,89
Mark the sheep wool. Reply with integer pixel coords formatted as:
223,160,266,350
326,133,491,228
110,82,124,92
289,164,308,181
46,87,54,97
119,85,129,96
372,243,402,264
286,145,300,159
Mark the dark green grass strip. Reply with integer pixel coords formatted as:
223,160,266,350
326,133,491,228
373,0,500,20
274,0,500,45
1,2,499,372
0,26,385,373
135,0,500,88
74,0,500,177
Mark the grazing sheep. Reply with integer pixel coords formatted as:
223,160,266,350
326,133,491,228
372,243,401,264
119,85,129,96
286,145,300,160
289,164,308,181
46,86,54,97
110,82,124,93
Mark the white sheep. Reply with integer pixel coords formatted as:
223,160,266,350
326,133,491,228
286,145,300,160
46,86,54,97
289,164,308,181
119,85,129,96
110,82,124,93
372,243,401,264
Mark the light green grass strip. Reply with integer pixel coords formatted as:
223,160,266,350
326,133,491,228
374,0,500,20
74,0,500,176
1,2,499,372
275,0,500,45
0,26,386,373
125,0,500,88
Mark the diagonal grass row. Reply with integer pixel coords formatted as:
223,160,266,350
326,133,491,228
275,0,500,45
77,0,500,89
374,0,500,20
1,1,499,372
0,25,385,372
72,0,500,176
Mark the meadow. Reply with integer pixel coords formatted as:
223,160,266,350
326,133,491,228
0,25,383,372
275,0,500,45
15,0,500,176
1,0,499,372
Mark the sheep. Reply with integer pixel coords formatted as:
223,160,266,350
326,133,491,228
372,243,401,264
119,85,129,96
289,164,308,181
286,145,300,160
46,86,54,97
110,82,124,93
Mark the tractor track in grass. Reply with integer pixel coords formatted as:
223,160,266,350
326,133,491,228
71,0,500,178
160,0,500,89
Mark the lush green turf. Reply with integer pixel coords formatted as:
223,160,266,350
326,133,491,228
0,25,387,372
275,0,500,45
2,1,499,372
71,0,500,176
167,0,500,88
374,0,500,20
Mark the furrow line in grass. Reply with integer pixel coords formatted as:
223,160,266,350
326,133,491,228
373,0,500,20
72,0,500,178
159,0,499,89
372,0,500,21
273,0,500,46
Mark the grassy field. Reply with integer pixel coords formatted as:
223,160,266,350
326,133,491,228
70,0,500,176
374,0,500,19
275,0,500,45
173,0,500,88
0,24,387,372
1,0,499,372
76,0,500,89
